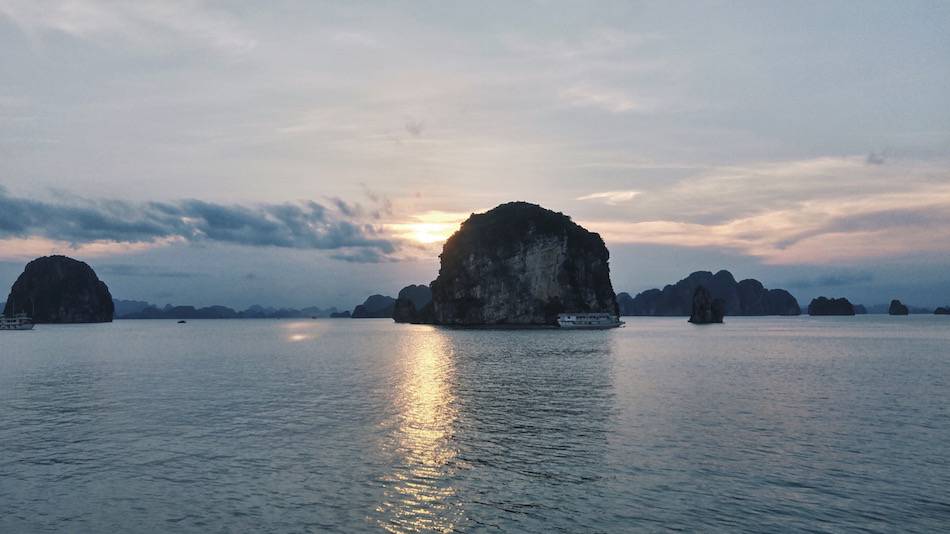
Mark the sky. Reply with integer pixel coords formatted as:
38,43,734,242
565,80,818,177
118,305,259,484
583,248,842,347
1,1,949,310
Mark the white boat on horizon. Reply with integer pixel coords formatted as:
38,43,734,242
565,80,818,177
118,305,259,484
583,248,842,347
1,312,35,331
557,312,624,329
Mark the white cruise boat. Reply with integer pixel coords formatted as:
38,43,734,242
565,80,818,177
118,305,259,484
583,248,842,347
557,312,624,329
1,312,35,331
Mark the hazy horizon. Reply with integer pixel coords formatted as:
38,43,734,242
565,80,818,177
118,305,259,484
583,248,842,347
2,1,949,309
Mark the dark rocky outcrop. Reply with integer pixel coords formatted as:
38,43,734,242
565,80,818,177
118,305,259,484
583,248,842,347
430,202,617,326
330,310,351,318
393,284,434,324
351,294,396,318
888,299,910,316
808,297,855,316
935,307,950,315
688,285,725,324
620,270,800,317
4,255,114,323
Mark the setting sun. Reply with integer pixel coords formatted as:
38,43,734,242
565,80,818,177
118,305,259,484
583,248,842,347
407,223,452,244
387,211,469,245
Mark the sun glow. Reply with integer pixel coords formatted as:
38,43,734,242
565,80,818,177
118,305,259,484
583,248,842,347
408,223,453,244
387,211,468,245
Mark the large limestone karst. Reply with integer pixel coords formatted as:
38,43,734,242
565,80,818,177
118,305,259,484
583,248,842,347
4,255,114,323
430,202,618,326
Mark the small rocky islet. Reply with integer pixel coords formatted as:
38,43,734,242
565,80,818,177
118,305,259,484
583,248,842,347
688,285,725,324
889,299,910,316
808,297,856,316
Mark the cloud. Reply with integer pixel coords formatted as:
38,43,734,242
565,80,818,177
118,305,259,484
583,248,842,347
786,271,874,289
329,248,397,263
404,117,425,137
577,190,640,205
0,188,398,262
97,264,200,279
581,156,950,264
330,31,379,49
560,84,643,113
866,151,886,165
502,29,657,62
0,0,256,55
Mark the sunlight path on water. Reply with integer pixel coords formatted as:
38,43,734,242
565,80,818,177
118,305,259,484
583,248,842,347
375,329,463,533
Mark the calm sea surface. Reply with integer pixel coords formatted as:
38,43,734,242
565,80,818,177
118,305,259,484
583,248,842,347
1,317,948,532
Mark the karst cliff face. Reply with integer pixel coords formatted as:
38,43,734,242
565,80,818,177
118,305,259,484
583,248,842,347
430,202,618,326
4,255,114,323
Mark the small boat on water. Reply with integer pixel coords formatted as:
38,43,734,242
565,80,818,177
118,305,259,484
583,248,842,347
557,312,624,329
1,312,35,331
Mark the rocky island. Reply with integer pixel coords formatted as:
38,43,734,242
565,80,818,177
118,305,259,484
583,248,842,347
688,285,725,324
393,284,434,324
888,299,910,316
617,270,800,317
935,307,950,315
4,255,114,323
808,297,855,316
351,294,396,318
429,202,618,326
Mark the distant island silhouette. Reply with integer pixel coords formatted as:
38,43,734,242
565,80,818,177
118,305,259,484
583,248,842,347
351,294,396,318
617,270,800,317
115,301,342,320
808,297,856,316
4,220,946,325
889,299,910,316
393,284,433,324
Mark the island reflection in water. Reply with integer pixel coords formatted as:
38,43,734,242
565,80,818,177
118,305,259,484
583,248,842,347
376,328,462,533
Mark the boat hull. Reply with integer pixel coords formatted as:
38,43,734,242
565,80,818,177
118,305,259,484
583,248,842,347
0,324,34,331
558,323,624,329
556,313,624,329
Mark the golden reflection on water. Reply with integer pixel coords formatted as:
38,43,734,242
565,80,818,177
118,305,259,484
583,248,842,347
376,329,461,533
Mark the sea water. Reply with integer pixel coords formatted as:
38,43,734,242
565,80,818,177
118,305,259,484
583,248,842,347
1,317,948,532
